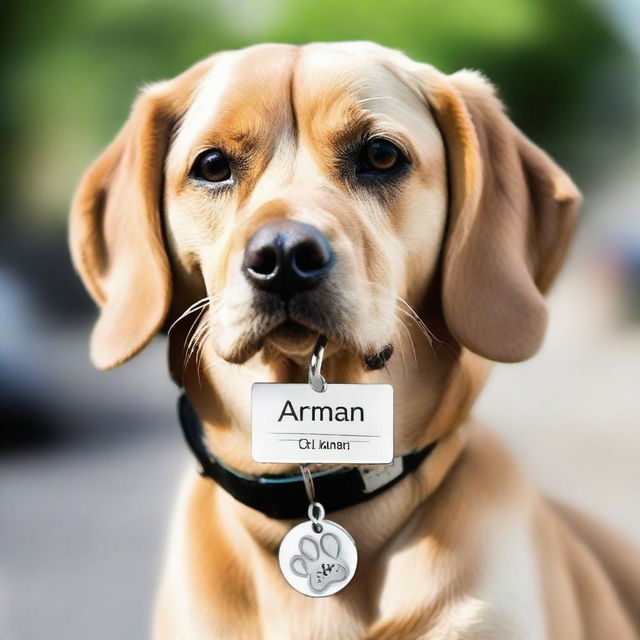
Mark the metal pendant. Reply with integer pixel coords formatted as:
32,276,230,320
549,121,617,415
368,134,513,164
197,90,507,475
277,338,358,596
279,502,358,597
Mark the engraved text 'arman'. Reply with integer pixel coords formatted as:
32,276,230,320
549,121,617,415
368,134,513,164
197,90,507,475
277,400,364,423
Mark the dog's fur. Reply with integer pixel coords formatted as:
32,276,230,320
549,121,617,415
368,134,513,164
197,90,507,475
70,42,640,639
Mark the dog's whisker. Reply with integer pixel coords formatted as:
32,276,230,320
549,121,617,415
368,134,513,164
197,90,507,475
195,318,216,364
394,311,418,368
183,309,212,374
168,295,217,335
393,305,433,346
173,297,220,375
395,298,437,345
182,308,208,372
364,281,439,356
187,332,207,383
189,318,210,362
390,319,414,376
195,323,215,387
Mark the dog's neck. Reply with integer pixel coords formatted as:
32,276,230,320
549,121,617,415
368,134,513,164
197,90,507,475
172,319,489,553
176,318,488,477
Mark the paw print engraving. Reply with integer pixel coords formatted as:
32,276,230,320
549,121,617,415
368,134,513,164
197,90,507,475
290,533,349,594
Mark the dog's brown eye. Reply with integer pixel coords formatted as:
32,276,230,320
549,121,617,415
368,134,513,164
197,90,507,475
193,149,231,182
361,139,402,172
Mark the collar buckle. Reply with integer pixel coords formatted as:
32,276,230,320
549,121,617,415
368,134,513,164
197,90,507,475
359,457,404,494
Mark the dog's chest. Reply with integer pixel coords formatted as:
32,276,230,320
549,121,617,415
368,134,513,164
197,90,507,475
258,598,368,640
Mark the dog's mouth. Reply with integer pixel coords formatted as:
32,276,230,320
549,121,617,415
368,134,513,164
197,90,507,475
210,285,394,370
263,318,393,371
235,308,393,371
264,319,319,357
231,287,349,362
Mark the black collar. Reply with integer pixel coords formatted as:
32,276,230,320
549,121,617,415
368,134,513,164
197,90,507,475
178,392,437,520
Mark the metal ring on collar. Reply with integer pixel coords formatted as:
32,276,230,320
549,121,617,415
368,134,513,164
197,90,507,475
308,501,325,524
308,335,328,393
300,464,316,504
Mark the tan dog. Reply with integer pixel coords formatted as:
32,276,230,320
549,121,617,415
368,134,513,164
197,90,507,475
70,42,640,639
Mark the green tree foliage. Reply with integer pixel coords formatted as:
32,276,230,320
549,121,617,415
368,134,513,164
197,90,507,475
1,0,637,226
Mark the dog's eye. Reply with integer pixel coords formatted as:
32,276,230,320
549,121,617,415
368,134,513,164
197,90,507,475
192,149,231,182
359,139,404,173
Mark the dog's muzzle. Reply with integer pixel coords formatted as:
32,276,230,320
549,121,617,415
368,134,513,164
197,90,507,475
240,220,392,369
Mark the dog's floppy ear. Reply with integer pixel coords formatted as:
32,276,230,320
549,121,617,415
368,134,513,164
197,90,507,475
419,68,581,362
69,82,178,370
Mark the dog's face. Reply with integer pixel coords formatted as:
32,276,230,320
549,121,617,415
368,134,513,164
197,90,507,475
163,43,446,366
70,42,580,383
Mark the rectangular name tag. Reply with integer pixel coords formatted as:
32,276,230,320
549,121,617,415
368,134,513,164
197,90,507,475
252,383,393,464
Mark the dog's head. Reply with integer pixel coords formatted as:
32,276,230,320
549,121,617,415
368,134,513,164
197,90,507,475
70,42,579,379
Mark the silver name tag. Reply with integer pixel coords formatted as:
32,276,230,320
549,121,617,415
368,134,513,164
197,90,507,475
252,383,393,464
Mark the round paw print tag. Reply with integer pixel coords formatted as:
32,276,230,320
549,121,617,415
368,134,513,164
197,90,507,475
279,503,358,597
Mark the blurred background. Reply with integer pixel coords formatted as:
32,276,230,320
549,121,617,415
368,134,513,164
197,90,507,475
1,0,639,638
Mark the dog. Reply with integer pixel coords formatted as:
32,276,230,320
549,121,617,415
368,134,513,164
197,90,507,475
70,42,640,639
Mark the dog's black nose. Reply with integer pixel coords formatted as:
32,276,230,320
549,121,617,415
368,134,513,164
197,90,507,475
242,221,334,298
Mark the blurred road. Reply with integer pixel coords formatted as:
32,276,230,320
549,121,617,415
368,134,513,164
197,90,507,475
1,225,639,640
0,332,185,640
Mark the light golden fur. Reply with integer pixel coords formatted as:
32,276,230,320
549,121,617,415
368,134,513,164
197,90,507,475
70,42,640,639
